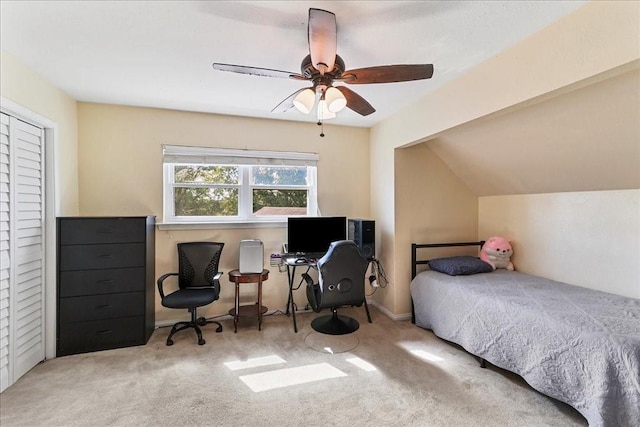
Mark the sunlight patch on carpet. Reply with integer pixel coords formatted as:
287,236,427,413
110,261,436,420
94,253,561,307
411,349,444,363
224,355,286,371
239,363,347,392
346,357,377,372
397,341,445,363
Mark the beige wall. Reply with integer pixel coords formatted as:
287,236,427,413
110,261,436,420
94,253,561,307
370,1,640,314
391,143,477,315
77,103,370,322
1,50,79,215
479,190,640,299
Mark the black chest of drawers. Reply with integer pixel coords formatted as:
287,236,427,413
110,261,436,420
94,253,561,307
57,216,155,356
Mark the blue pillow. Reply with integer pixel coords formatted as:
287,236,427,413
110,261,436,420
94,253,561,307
428,256,493,276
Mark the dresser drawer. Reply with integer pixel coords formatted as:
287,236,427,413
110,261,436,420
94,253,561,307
59,267,145,297
56,216,155,356
57,316,145,356
59,292,145,323
59,217,146,245
59,243,145,271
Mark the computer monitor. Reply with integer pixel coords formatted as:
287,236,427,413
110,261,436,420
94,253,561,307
287,216,347,257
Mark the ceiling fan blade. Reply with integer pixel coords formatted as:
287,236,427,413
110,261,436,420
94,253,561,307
271,88,312,113
212,63,307,80
308,8,336,75
335,86,375,116
340,64,434,84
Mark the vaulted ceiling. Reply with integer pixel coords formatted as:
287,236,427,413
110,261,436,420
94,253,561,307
2,1,637,197
0,1,586,128
427,66,640,196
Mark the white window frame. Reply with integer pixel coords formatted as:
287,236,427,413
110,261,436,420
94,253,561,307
162,145,319,226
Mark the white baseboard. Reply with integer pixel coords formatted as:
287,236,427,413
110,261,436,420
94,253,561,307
366,299,412,321
155,301,412,329
155,306,313,329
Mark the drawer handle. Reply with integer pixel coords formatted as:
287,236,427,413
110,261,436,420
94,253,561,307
96,304,113,310
99,254,113,259
96,330,112,335
97,279,114,284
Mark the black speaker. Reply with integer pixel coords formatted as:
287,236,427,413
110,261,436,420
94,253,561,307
348,219,375,259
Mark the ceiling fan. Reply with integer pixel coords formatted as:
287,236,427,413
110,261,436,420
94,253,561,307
212,8,434,122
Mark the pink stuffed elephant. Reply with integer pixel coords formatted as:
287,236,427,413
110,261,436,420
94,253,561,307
480,236,514,271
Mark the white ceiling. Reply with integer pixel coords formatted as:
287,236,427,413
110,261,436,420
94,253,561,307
1,1,587,128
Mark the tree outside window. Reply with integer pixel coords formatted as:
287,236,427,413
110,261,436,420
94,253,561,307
163,152,317,223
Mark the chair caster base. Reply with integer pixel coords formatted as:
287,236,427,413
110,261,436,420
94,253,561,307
311,314,359,335
165,318,224,346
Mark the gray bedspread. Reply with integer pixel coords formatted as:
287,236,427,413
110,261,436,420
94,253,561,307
410,270,640,427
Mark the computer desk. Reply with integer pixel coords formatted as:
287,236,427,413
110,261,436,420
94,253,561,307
283,257,317,333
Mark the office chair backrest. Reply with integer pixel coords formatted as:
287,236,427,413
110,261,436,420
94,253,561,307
177,242,224,288
316,240,368,308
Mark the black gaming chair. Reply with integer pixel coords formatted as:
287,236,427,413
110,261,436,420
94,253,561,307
157,242,225,346
302,240,372,335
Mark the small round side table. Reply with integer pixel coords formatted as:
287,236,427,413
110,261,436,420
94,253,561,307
228,269,269,333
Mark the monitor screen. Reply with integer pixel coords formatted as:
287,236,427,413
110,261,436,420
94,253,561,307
287,216,347,256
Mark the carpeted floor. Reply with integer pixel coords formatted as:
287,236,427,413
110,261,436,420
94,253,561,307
0,306,586,426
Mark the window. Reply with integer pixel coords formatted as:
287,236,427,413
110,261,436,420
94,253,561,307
163,145,318,224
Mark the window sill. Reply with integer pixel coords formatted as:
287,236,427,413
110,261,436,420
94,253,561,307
156,220,287,231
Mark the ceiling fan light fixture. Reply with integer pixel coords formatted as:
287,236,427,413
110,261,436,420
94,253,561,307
213,8,433,124
293,88,315,114
325,87,346,112
317,99,336,120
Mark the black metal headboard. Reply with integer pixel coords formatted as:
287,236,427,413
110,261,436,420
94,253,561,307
410,241,485,324
411,241,485,279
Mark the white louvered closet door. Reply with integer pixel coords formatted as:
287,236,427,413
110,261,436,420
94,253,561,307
0,112,46,393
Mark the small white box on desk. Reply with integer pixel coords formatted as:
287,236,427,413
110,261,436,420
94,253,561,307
239,239,264,273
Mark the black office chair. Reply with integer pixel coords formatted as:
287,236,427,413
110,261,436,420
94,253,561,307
302,240,372,335
157,242,225,346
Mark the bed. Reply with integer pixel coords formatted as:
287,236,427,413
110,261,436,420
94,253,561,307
410,242,640,427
